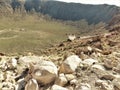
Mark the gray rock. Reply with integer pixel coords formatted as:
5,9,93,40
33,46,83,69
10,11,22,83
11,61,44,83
16,79,27,90
91,64,105,71
104,59,116,69
113,64,120,73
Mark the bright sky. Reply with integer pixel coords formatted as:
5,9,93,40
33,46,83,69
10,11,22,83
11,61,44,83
56,0,120,6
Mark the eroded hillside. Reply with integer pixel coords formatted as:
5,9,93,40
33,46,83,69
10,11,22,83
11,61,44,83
0,0,120,24
0,25,120,90
0,2,120,90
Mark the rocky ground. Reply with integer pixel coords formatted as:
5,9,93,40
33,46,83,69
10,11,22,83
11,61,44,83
0,27,120,90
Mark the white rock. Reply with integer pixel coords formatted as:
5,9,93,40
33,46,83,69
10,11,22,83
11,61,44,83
95,80,104,86
67,86,74,90
68,35,76,41
70,79,78,85
3,71,16,84
112,77,120,89
64,55,82,71
11,58,17,67
51,84,68,90
55,73,68,86
112,52,120,58
0,82,2,89
59,55,82,74
113,64,120,73
19,56,42,64
75,83,91,90
0,60,7,71
35,60,58,75
87,46,92,51
82,58,98,66
65,74,76,81
0,73,4,81
2,87,11,90
95,80,114,90
101,82,114,90
2,82,15,90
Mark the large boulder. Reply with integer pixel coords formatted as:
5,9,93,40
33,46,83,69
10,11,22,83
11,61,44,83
17,56,58,86
19,56,58,75
29,61,57,86
17,56,43,74
34,60,58,75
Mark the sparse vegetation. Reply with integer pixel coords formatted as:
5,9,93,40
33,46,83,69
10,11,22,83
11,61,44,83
0,0,118,55
0,14,80,55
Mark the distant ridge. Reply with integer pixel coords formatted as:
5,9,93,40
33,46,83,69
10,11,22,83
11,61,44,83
0,0,120,24
40,1,120,24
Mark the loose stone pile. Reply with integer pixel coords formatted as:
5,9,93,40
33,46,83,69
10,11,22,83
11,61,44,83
0,52,120,90
0,30,120,90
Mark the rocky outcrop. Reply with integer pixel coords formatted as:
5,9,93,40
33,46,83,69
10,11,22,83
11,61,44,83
0,30,120,90
0,52,120,90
